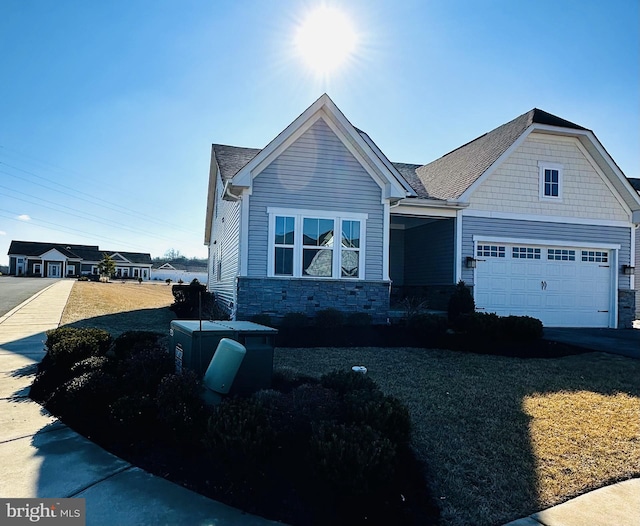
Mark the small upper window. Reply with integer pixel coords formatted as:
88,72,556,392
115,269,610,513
539,162,563,200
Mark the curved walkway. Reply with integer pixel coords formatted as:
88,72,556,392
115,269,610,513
0,280,281,526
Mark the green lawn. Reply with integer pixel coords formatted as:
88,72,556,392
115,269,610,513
274,347,640,526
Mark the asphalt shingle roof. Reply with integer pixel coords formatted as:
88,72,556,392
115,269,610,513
211,108,589,201
409,109,587,200
8,241,151,263
213,144,261,181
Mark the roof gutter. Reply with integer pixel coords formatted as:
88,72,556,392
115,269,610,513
396,197,468,209
223,180,242,201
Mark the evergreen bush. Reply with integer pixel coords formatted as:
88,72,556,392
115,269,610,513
315,308,345,328
447,281,475,326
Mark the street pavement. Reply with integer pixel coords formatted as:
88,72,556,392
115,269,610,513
0,276,60,317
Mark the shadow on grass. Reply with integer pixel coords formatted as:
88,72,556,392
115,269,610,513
61,306,177,338
273,347,640,526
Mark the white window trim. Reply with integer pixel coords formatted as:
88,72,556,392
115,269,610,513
33,263,42,275
267,207,367,280
539,161,564,201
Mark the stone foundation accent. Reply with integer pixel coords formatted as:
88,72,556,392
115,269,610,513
618,289,636,329
236,277,391,324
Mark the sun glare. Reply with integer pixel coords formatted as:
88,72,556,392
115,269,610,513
295,6,357,75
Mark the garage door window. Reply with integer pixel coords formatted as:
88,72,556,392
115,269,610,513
581,250,608,263
513,247,541,259
547,249,576,261
477,245,505,258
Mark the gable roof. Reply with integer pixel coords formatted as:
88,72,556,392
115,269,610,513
204,100,640,236
407,109,585,200
229,94,410,201
205,94,412,244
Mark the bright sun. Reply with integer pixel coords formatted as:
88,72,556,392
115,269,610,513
295,6,357,75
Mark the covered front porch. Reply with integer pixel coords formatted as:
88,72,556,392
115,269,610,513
389,208,460,313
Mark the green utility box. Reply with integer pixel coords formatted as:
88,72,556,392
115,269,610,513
170,320,278,395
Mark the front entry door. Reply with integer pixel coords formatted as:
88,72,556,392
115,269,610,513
47,262,62,278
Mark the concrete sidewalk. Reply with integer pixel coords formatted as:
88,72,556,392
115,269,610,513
0,279,281,525
504,478,640,526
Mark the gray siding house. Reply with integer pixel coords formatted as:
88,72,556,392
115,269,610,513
205,95,640,328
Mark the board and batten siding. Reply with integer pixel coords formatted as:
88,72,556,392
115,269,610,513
247,118,385,280
460,216,633,290
208,169,241,309
469,133,630,222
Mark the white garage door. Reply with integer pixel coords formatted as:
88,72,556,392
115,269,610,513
474,242,613,327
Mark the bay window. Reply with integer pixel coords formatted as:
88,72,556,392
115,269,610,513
268,208,366,279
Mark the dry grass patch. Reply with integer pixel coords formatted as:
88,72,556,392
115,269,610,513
60,281,175,336
524,390,640,505
274,347,640,526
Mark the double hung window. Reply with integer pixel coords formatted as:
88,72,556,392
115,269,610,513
269,209,365,279
539,162,563,200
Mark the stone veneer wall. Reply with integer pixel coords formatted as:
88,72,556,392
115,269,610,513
236,277,391,324
618,289,636,329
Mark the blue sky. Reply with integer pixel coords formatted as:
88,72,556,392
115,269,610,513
1,0,638,266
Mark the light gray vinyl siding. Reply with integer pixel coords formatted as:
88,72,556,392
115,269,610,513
461,216,633,289
403,219,455,285
247,118,385,280
208,169,241,309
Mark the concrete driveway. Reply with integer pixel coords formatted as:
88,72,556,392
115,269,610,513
543,327,640,359
0,277,60,317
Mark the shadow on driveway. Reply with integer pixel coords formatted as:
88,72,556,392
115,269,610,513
543,328,640,359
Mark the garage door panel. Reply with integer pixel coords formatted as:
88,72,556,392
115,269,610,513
474,242,612,328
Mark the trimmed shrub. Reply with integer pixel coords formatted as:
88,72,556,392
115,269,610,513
112,331,164,359
500,315,543,341
109,393,157,435
457,312,502,340
156,371,205,441
118,346,173,394
45,327,112,367
280,312,309,328
47,369,119,418
408,313,448,342
447,281,475,326
346,312,372,327
309,422,397,496
320,370,379,396
343,390,412,446
271,367,319,393
315,308,344,328
170,281,207,318
70,355,114,376
203,398,277,475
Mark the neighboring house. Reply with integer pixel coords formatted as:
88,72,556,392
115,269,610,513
629,178,640,320
7,241,152,280
151,261,208,285
205,94,640,328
